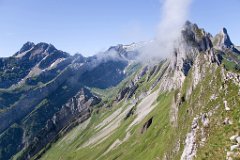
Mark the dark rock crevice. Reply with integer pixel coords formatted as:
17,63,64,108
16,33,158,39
141,117,153,134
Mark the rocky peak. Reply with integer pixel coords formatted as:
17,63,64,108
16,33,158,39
33,42,56,54
221,27,233,47
14,42,59,59
170,22,213,75
20,41,35,52
214,27,233,49
167,21,221,89
14,42,35,57
182,21,213,52
107,44,139,61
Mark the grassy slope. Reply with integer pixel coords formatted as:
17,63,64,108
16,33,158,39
40,92,174,160
40,60,240,160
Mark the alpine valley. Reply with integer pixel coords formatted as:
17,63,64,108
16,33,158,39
0,22,240,160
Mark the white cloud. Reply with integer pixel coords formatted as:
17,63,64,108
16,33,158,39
139,0,192,62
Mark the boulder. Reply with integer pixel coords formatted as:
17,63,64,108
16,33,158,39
224,100,230,111
236,137,240,144
230,144,239,151
223,117,233,125
230,135,238,142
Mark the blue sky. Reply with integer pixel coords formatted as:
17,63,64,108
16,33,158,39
0,0,239,57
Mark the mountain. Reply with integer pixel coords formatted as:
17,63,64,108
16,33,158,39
0,21,240,160
0,42,139,160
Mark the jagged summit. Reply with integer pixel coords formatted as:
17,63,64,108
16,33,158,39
221,27,233,47
14,42,62,58
222,27,228,34
213,27,234,49
19,41,35,53
103,43,139,61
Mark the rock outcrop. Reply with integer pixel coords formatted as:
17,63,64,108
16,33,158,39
19,88,100,159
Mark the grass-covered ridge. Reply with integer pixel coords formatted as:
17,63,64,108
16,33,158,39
39,57,240,160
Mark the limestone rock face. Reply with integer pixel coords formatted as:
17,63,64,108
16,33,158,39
181,116,199,160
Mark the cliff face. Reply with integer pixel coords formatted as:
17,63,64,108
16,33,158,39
19,88,100,160
1,22,240,160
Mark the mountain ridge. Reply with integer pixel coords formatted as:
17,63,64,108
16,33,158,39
0,21,240,160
